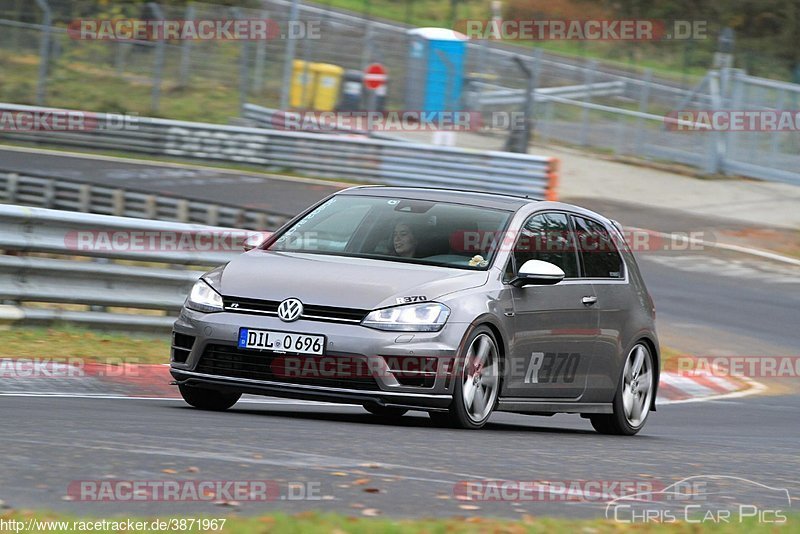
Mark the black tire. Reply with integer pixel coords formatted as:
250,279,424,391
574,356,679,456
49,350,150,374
590,342,655,436
589,414,620,435
437,326,501,430
363,404,408,418
428,411,455,427
179,385,241,411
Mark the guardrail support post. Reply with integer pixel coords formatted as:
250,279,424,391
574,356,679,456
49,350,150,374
176,200,189,223
78,184,91,212
7,174,19,204
205,205,219,226
112,190,125,217
145,196,157,219
42,179,55,208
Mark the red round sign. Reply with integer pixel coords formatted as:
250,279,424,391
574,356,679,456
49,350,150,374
363,63,388,90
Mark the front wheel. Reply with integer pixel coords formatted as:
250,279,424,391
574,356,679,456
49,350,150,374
179,385,241,411
432,326,500,429
590,342,655,435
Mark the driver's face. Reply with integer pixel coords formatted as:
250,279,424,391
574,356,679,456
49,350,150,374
393,223,417,257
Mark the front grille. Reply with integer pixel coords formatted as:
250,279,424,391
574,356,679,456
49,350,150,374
222,296,368,324
195,344,380,390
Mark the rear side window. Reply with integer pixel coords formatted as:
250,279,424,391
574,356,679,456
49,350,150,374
572,216,624,278
512,212,579,278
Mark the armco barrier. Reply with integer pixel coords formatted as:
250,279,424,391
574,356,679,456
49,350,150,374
0,102,559,200
0,170,290,230
0,204,244,331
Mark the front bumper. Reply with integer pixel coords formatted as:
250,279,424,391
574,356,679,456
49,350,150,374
169,307,468,409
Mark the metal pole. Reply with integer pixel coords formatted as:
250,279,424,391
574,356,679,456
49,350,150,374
579,60,596,147
148,2,166,114
361,21,374,70
770,88,786,158
233,8,250,114
34,0,52,105
509,53,538,154
634,68,652,156
279,0,300,110
252,8,269,93
705,71,723,174
178,3,195,88
300,17,312,109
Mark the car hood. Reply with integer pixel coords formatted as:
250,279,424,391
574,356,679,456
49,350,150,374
215,251,489,310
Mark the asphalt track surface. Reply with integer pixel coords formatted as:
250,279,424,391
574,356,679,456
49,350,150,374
0,394,798,519
0,147,342,217
1,146,798,519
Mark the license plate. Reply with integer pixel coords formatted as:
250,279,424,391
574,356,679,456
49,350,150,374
237,328,325,355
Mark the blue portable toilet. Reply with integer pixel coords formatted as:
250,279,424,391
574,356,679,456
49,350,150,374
405,27,466,112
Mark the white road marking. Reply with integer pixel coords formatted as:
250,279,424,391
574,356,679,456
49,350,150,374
628,225,800,268
643,254,800,284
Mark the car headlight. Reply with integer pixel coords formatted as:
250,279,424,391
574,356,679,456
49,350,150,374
186,279,223,313
361,303,450,332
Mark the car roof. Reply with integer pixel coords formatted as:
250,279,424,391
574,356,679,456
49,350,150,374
337,186,536,210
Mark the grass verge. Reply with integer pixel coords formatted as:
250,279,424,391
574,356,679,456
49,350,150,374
0,323,689,371
0,325,169,365
0,511,794,533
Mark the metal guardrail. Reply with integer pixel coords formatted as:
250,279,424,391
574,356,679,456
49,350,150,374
0,170,291,230
473,81,626,107
0,103,559,200
241,104,410,143
0,204,244,331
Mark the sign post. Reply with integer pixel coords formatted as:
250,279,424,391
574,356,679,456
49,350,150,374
363,63,387,111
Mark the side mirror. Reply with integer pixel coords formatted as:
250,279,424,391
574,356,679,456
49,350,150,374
510,260,565,287
242,232,270,252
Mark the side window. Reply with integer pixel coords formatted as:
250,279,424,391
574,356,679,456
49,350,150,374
512,212,579,278
572,216,624,278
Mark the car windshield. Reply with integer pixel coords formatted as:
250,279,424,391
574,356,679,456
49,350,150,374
267,194,513,270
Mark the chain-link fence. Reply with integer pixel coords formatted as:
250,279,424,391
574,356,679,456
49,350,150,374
0,0,799,185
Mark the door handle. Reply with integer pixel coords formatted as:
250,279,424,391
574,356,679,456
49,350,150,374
582,296,598,305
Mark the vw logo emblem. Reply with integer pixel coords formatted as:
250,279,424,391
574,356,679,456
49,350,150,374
277,298,303,322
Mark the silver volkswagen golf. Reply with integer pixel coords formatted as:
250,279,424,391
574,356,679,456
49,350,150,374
170,187,659,435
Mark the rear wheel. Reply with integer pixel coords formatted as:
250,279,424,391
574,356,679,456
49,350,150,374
590,342,654,436
431,326,500,429
363,404,408,418
179,385,241,411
